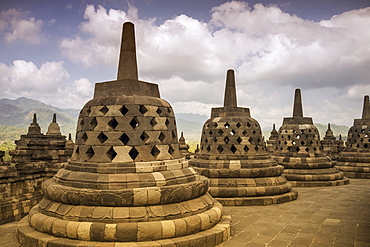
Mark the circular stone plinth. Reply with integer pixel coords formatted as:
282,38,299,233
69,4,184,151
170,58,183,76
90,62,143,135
16,215,231,247
215,191,298,206
289,178,350,187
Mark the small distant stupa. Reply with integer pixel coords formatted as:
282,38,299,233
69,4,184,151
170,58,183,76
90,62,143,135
190,69,297,206
266,123,279,153
273,89,349,186
336,95,370,178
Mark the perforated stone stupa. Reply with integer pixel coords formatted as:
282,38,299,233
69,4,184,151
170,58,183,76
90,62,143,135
336,95,370,178
273,89,349,187
190,69,297,206
17,22,230,246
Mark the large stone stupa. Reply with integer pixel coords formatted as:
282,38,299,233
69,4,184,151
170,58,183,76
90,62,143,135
190,69,298,206
336,95,370,178
17,22,230,247
273,89,350,187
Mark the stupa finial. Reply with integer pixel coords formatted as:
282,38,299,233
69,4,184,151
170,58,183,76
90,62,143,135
52,113,56,123
328,123,331,130
223,69,237,108
117,22,138,81
293,88,303,117
273,123,276,130
362,95,370,119
32,113,37,124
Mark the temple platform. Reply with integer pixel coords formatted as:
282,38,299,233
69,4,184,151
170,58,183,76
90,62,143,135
1,179,369,247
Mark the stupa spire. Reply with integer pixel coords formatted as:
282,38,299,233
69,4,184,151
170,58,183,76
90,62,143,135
223,69,237,108
52,113,56,123
361,95,370,119
293,88,303,117
32,113,37,124
117,22,138,81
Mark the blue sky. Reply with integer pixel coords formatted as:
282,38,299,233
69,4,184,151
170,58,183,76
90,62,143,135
0,0,369,130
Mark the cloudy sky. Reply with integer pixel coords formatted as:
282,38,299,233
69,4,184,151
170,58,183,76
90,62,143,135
0,0,369,129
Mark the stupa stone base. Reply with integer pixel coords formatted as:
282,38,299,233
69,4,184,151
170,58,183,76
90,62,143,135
17,214,231,247
214,190,298,206
336,165,370,179
288,178,350,187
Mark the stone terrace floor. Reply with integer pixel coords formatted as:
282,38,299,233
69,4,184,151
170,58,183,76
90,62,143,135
1,179,369,247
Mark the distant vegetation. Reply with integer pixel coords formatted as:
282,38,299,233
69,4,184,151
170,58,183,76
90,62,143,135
0,141,16,162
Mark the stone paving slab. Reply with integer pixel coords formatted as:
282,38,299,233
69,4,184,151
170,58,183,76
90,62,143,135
1,179,369,247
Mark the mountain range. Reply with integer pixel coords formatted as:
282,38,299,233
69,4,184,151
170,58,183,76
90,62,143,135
0,97,350,144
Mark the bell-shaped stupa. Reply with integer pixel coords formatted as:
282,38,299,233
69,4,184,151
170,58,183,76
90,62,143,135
336,95,370,178
273,89,349,186
17,22,230,246
190,70,297,206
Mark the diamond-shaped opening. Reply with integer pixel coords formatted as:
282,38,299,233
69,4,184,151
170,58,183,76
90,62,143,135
172,130,177,140
244,145,249,152
301,141,305,145
217,145,223,153
81,132,88,143
230,130,236,136
257,138,261,142
236,122,241,128
158,132,166,142
285,130,288,133
310,140,313,144
206,145,211,152
150,146,160,158
360,138,364,143
224,122,230,129
356,144,360,148
156,107,163,116
242,130,247,136
308,129,312,132
313,147,317,151
255,146,259,152
361,129,365,133
296,134,300,139
80,119,85,128
119,133,130,145
129,147,139,160
293,130,296,133
213,122,218,128
292,140,296,145
305,147,309,152
86,107,91,116
287,135,291,140
106,147,117,160
249,137,254,142
284,141,288,145
252,130,256,135
218,129,224,135
86,147,94,159
150,117,157,127
140,131,150,142
364,144,369,149
167,108,172,113
365,134,369,138
230,145,237,154
287,147,291,151
108,117,119,129
224,136,230,144
75,146,80,154
237,137,242,144
247,122,251,127
90,117,98,130
165,119,170,128
129,117,139,129
120,105,129,115
213,137,217,143
200,145,203,150
168,145,175,155
296,147,300,152
139,105,148,115
97,132,108,144
100,106,109,115
205,138,208,144
209,130,213,135
280,147,283,151
300,129,305,134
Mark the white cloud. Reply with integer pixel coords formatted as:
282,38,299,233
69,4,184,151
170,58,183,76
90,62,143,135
0,60,93,109
0,9,43,44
